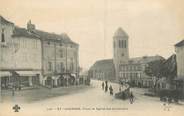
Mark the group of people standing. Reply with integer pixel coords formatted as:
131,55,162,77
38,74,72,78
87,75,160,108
101,80,135,104
102,81,113,96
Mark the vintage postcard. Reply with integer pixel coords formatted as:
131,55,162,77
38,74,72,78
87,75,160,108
0,0,184,116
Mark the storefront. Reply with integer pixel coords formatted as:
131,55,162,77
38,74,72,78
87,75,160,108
0,70,40,90
16,71,40,87
0,71,12,90
44,73,77,88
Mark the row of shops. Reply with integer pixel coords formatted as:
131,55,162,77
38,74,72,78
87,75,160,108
0,70,40,90
0,15,82,92
43,73,88,88
0,71,90,90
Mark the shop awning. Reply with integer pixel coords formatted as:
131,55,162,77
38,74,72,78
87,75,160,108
174,76,184,81
0,71,11,77
16,71,40,76
71,73,76,77
52,75,60,80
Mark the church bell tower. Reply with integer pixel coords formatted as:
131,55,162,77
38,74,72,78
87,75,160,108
113,27,129,81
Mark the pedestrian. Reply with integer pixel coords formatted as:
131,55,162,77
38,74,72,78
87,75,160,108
105,81,108,86
105,81,108,92
102,82,104,90
119,86,122,92
129,92,134,104
109,85,113,96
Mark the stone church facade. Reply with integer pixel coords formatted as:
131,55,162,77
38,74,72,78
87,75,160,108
113,27,164,87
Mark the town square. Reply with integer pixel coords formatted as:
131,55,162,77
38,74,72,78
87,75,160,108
0,0,184,116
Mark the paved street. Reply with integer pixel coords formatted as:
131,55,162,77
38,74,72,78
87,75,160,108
0,80,184,116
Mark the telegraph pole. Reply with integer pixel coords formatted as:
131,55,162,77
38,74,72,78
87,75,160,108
65,44,68,73
103,0,108,58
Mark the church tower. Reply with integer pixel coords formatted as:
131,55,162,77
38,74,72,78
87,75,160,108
113,27,129,81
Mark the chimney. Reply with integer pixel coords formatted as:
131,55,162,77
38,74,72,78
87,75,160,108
27,20,36,32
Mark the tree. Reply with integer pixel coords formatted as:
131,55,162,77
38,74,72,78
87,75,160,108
161,54,177,80
144,59,165,89
145,59,165,78
145,54,177,91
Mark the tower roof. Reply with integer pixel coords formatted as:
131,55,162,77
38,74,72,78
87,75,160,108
113,27,128,38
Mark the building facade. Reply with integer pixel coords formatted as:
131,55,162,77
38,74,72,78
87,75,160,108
119,56,164,87
0,16,42,91
88,59,115,81
113,27,164,87
175,40,184,97
175,40,184,77
26,21,79,87
113,27,129,81
0,16,79,91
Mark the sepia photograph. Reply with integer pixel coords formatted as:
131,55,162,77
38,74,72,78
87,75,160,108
0,0,184,116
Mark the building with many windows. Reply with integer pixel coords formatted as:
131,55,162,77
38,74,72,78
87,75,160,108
26,21,79,87
118,56,164,87
113,27,164,87
89,27,164,88
0,16,79,90
0,16,42,91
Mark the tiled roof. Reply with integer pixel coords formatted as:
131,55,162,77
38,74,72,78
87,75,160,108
33,30,78,45
12,26,40,39
175,40,184,47
128,55,165,64
0,15,78,46
90,55,164,70
90,59,115,71
0,15,14,25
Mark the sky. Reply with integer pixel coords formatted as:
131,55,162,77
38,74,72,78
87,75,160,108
0,0,184,69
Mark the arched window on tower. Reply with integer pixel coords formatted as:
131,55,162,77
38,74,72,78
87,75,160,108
1,28,5,43
124,40,126,48
119,40,121,48
119,40,124,48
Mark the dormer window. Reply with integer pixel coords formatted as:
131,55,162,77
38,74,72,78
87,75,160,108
1,28,5,43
